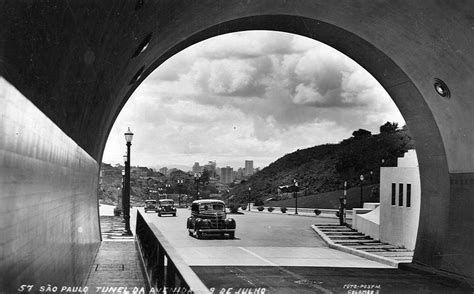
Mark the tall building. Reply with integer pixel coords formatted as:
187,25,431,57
245,160,254,176
220,166,234,184
192,162,201,173
204,160,217,178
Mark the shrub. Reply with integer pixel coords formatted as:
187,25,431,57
280,207,287,213
267,207,274,212
229,204,239,213
257,206,264,211
241,204,248,211
314,209,321,216
254,199,264,206
114,206,122,216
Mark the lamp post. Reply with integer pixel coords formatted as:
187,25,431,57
194,172,201,200
165,183,171,198
359,174,364,208
177,179,183,207
339,181,347,225
158,187,163,199
294,179,299,215
248,187,251,211
119,169,125,220
123,127,133,236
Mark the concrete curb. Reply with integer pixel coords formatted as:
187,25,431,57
311,225,399,268
245,209,342,219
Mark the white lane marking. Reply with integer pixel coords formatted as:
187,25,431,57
238,247,278,266
239,247,332,294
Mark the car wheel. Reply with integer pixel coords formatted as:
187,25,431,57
158,213,161,217
188,230,193,236
173,213,176,217
229,232,235,239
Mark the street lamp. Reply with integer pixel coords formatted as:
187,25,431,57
177,179,183,207
248,187,251,211
359,174,364,208
294,179,299,215
158,187,163,199
165,183,171,197
123,127,133,236
194,172,201,200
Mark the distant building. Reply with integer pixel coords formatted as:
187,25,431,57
132,166,150,178
159,167,168,176
236,168,244,179
168,168,179,174
220,166,234,184
245,160,254,176
192,162,201,173
203,160,216,178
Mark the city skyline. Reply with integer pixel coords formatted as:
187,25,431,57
102,31,404,170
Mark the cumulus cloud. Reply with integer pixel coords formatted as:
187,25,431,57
103,31,404,169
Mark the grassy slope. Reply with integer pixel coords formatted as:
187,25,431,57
231,129,414,205
267,184,379,209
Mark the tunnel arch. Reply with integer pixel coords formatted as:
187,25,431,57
1,1,473,288
106,14,449,274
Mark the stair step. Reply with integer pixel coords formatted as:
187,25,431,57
324,232,362,235
331,236,371,240
373,252,414,257
351,245,399,250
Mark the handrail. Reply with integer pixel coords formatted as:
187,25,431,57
135,211,209,293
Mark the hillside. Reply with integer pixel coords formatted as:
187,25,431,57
268,184,379,210
231,124,414,205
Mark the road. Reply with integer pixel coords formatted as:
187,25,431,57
130,208,471,293
136,207,390,268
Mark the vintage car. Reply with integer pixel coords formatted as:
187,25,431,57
157,199,177,217
186,199,236,239
144,200,157,213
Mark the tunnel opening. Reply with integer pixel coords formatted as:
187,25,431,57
102,30,422,266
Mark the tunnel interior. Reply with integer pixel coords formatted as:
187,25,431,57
1,0,474,289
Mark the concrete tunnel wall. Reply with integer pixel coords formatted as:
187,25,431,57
1,0,474,288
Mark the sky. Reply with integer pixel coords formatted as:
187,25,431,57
102,31,405,170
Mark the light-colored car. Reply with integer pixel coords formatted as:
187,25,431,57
186,199,236,239
144,200,158,213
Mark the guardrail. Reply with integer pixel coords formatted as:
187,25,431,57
135,211,209,293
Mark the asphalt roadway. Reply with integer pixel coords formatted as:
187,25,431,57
134,208,472,293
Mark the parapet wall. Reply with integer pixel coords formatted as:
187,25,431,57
0,78,101,291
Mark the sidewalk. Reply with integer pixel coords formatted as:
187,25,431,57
84,215,146,293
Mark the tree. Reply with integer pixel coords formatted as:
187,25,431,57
352,129,372,138
201,169,210,184
379,121,398,133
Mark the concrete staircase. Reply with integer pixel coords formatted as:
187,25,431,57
313,224,413,267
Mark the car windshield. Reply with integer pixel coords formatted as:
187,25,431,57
145,201,156,205
160,200,173,205
199,203,224,212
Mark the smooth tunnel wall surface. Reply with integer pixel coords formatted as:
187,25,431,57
1,0,474,287
0,78,100,290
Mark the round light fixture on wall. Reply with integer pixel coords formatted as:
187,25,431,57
434,78,450,99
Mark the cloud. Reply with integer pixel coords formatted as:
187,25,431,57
103,31,405,169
